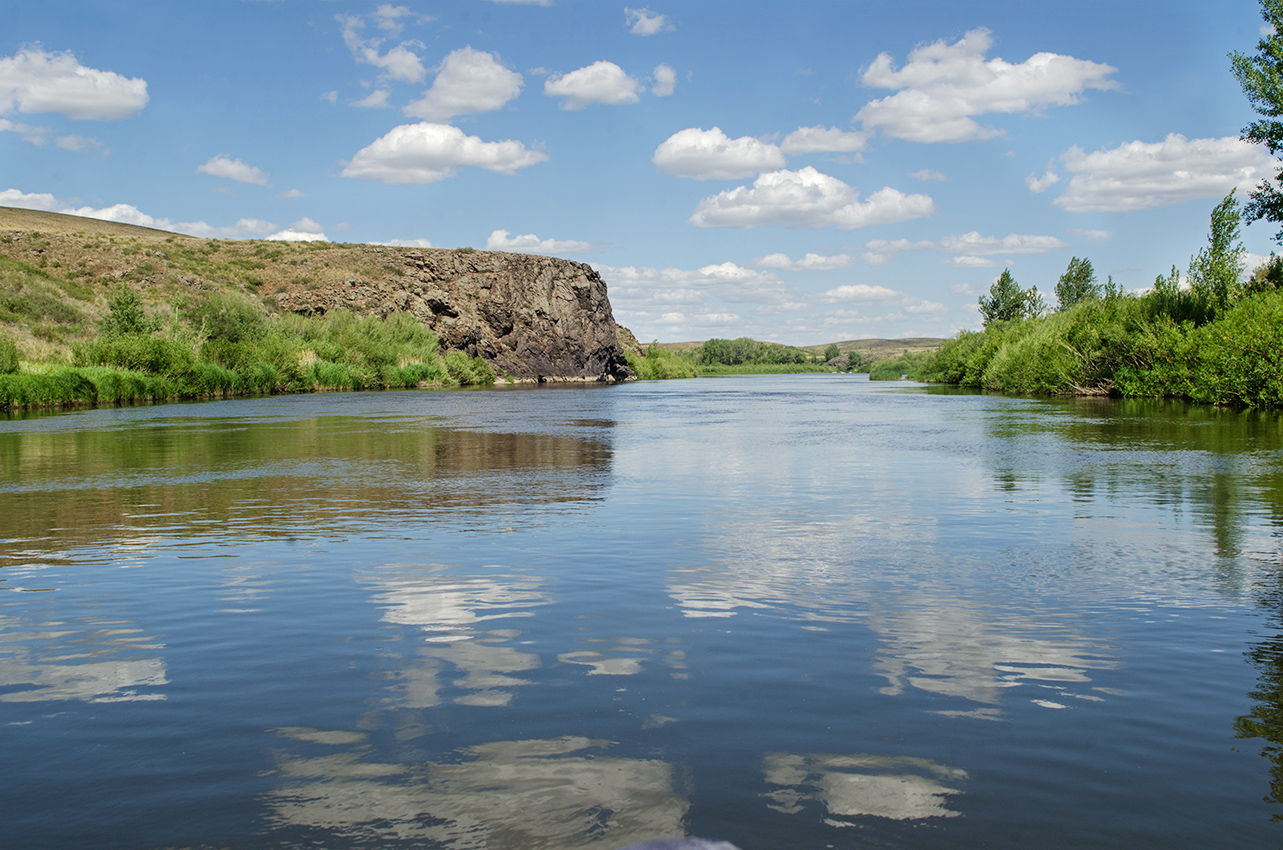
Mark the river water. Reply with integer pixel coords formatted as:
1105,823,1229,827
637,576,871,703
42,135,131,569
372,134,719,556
2,374,1282,849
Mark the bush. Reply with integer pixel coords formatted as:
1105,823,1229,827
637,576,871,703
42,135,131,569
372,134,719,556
0,332,20,374
627,344,700,380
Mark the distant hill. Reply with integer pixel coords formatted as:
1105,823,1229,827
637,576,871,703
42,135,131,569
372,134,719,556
656,337,946,360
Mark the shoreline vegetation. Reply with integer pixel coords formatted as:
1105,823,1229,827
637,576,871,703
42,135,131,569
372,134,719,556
909,192,1283,409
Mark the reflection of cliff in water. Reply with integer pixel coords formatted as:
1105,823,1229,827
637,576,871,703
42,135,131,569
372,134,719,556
265,730,687,849
0,414,613,559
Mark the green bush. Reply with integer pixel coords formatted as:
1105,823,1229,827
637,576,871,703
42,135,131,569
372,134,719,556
0,332,20,374
627,344,700,379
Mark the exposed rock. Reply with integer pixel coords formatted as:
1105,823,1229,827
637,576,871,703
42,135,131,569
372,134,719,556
273,247,634,383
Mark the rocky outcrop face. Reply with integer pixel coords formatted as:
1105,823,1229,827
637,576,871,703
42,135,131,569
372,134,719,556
274,247,633,382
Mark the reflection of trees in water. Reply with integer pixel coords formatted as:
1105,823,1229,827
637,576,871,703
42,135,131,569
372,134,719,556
763,752,967,823
982,399,1283,562
0,415,612,566
1236,567,1283,819
265,730,687,849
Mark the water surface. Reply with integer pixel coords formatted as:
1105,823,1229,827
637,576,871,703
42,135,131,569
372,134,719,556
2,375,1282,849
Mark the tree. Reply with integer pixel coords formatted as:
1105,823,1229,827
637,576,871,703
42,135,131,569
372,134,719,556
1054,256,1100,310
823,343,840,362
1231,0,1283,242
99,285,160,337
978,269,1044,325
1188,190,1246,315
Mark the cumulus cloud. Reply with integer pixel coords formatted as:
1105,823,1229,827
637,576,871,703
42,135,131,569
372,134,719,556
371,237,434,248
485,229,592,254
908,168,947,181
937,231,1068,255
779,126,868,155
338,14,426,83
0,116,50,145
55,134,106,153
278,189,305,199
545,61,640,109
372,5,429,37
688,166,935,230
821,283,904,302
1025,170,1060,193
754,252,855,271
0,47,147,121
1067,227,1110,240
625,8,674,35
197,155,271,186
855,28,1118,143
653,127,786,180
353,89,391,108
404,47,523,120
860,231,1066,265
268,217,327,242
1053,134,1276,213
652,64,676,97
341,122,548,185
0,187,280,239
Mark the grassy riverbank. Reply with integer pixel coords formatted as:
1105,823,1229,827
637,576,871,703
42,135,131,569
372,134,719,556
0,212,497,410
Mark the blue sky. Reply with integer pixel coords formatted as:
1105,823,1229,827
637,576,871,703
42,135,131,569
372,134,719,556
2,0,1279,343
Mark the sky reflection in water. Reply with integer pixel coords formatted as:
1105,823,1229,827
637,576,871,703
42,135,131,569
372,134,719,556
1,379,1282,848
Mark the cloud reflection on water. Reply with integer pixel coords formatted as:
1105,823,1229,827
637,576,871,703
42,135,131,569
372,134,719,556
763,752,968,823
0,614,167,703
266,730,687,849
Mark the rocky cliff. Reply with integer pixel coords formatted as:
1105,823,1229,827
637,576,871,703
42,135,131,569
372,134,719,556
274,247,633,383
0,208,635,383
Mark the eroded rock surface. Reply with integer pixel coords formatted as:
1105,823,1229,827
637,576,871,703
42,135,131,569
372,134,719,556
274,248,633,382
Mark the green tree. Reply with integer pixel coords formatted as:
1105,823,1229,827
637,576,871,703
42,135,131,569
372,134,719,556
1054,256,1100,310
100,285,160,337
1231,0,1283,241
824,343,840,362
978,269,1044,325
1188,190,1246,316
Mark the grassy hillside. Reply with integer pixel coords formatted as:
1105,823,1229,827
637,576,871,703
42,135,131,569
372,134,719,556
0,208,497,409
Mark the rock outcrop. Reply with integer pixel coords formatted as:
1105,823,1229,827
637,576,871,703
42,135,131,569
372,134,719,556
273,248,633,383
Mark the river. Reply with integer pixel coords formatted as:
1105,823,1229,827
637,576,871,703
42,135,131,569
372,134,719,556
1,374,1281,849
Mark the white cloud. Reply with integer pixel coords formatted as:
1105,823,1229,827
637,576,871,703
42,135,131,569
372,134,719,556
268,218,327,242
545,61,640,109
371,237,434,248
321,90,339,104
688,166,935,230
859,232,1065,266
490,0,552,5
0,116,50,145
197,155,271,187
754,252,855,271
373,5,430,37
485,229,592,254
404,47,523,121
353,89,391,108
625,8,674,36
653,127,786,180
822,283,903,302
652,64,676,97
779,126,868,155
855,28,1118,143
908,169,947,181
950,283,984,296
942,255,1001,268
1053,134,1277,213
341,122,548,185
278,188,305,199
0,47,148,120
0,187,279,239
1025,170,1060,193
338,14,426,83
1067,228,1110,240
55,134,106,153
937,231,1068,255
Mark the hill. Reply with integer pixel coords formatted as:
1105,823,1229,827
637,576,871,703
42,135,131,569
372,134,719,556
0,207,631,382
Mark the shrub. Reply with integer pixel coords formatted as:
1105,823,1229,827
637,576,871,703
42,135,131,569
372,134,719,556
0,332,19,374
